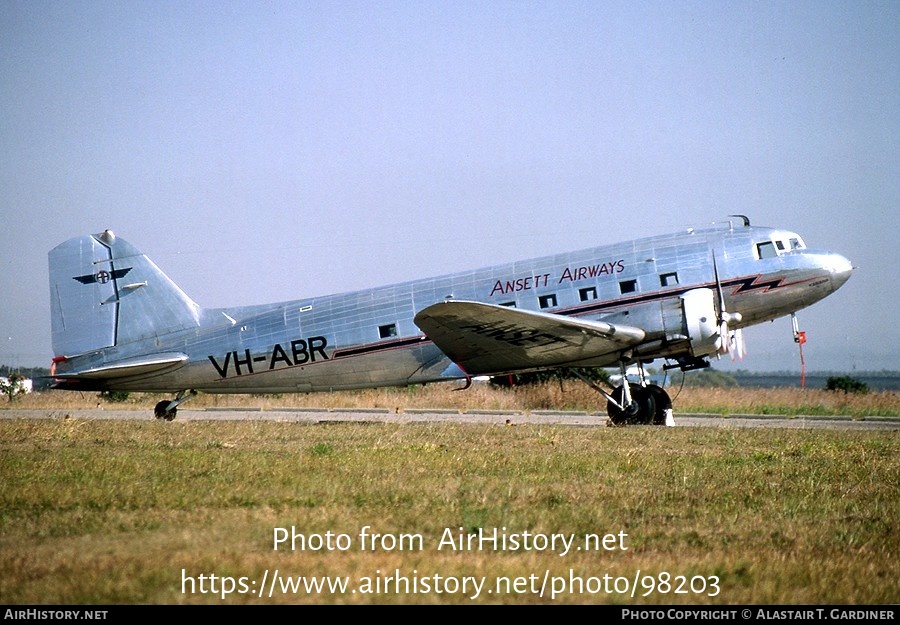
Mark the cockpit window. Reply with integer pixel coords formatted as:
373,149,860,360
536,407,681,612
756,241,777,259
758,233,806,259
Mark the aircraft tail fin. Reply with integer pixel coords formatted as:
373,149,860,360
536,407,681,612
48,230,201,358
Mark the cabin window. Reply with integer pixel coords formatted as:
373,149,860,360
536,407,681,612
619,279,637,294
500,301,516,307
579,286,598,302
538,294,557,309
756,241,777,259
378,323,397,339
660,272,679,287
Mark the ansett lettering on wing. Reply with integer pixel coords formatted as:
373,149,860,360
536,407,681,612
208,336,329,378
459,321,570,347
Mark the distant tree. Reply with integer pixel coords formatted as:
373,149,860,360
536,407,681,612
680,368,739,388
490,367,611,387
825,376,869,394
0,366,51,391
0,373,28,402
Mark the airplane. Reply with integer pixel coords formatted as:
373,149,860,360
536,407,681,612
47,215,853,425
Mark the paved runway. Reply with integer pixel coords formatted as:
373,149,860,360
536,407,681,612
2,408,897,430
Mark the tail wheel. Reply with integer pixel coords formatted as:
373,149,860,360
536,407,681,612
154,400,177,421
607,383,656,425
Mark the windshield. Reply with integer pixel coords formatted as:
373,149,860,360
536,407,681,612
756,232,805,259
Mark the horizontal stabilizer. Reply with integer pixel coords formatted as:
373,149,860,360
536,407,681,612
52,353,188,380
414,300,645,375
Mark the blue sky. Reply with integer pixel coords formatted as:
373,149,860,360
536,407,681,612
1,1,897,373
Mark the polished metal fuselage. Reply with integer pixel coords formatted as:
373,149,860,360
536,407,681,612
51,223,852,393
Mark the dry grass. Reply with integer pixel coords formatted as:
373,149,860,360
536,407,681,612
6,382,900,418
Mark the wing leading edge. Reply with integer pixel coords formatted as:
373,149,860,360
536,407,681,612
413,300,646,376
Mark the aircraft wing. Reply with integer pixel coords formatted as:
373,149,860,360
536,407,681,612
414,300,645,376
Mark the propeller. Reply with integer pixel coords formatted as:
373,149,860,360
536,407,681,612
712,252,743,356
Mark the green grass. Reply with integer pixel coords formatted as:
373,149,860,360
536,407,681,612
0,418,897,604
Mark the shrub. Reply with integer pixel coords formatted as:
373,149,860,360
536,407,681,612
0,373,28,402
98,390,131,403
825,376,869,394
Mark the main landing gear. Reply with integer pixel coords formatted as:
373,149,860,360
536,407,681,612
154,389,197,421
572,363,674,426
605,382,673,426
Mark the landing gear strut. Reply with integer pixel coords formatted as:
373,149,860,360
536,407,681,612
154,389,197,421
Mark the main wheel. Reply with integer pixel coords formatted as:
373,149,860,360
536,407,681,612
646,384,672,425
607,383,656,425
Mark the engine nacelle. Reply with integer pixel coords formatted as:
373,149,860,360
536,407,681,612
680,288,725,357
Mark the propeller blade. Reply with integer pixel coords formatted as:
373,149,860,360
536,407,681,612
712,252,727,322
712,252,729,354
730,328,746,361
711,251,742,356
